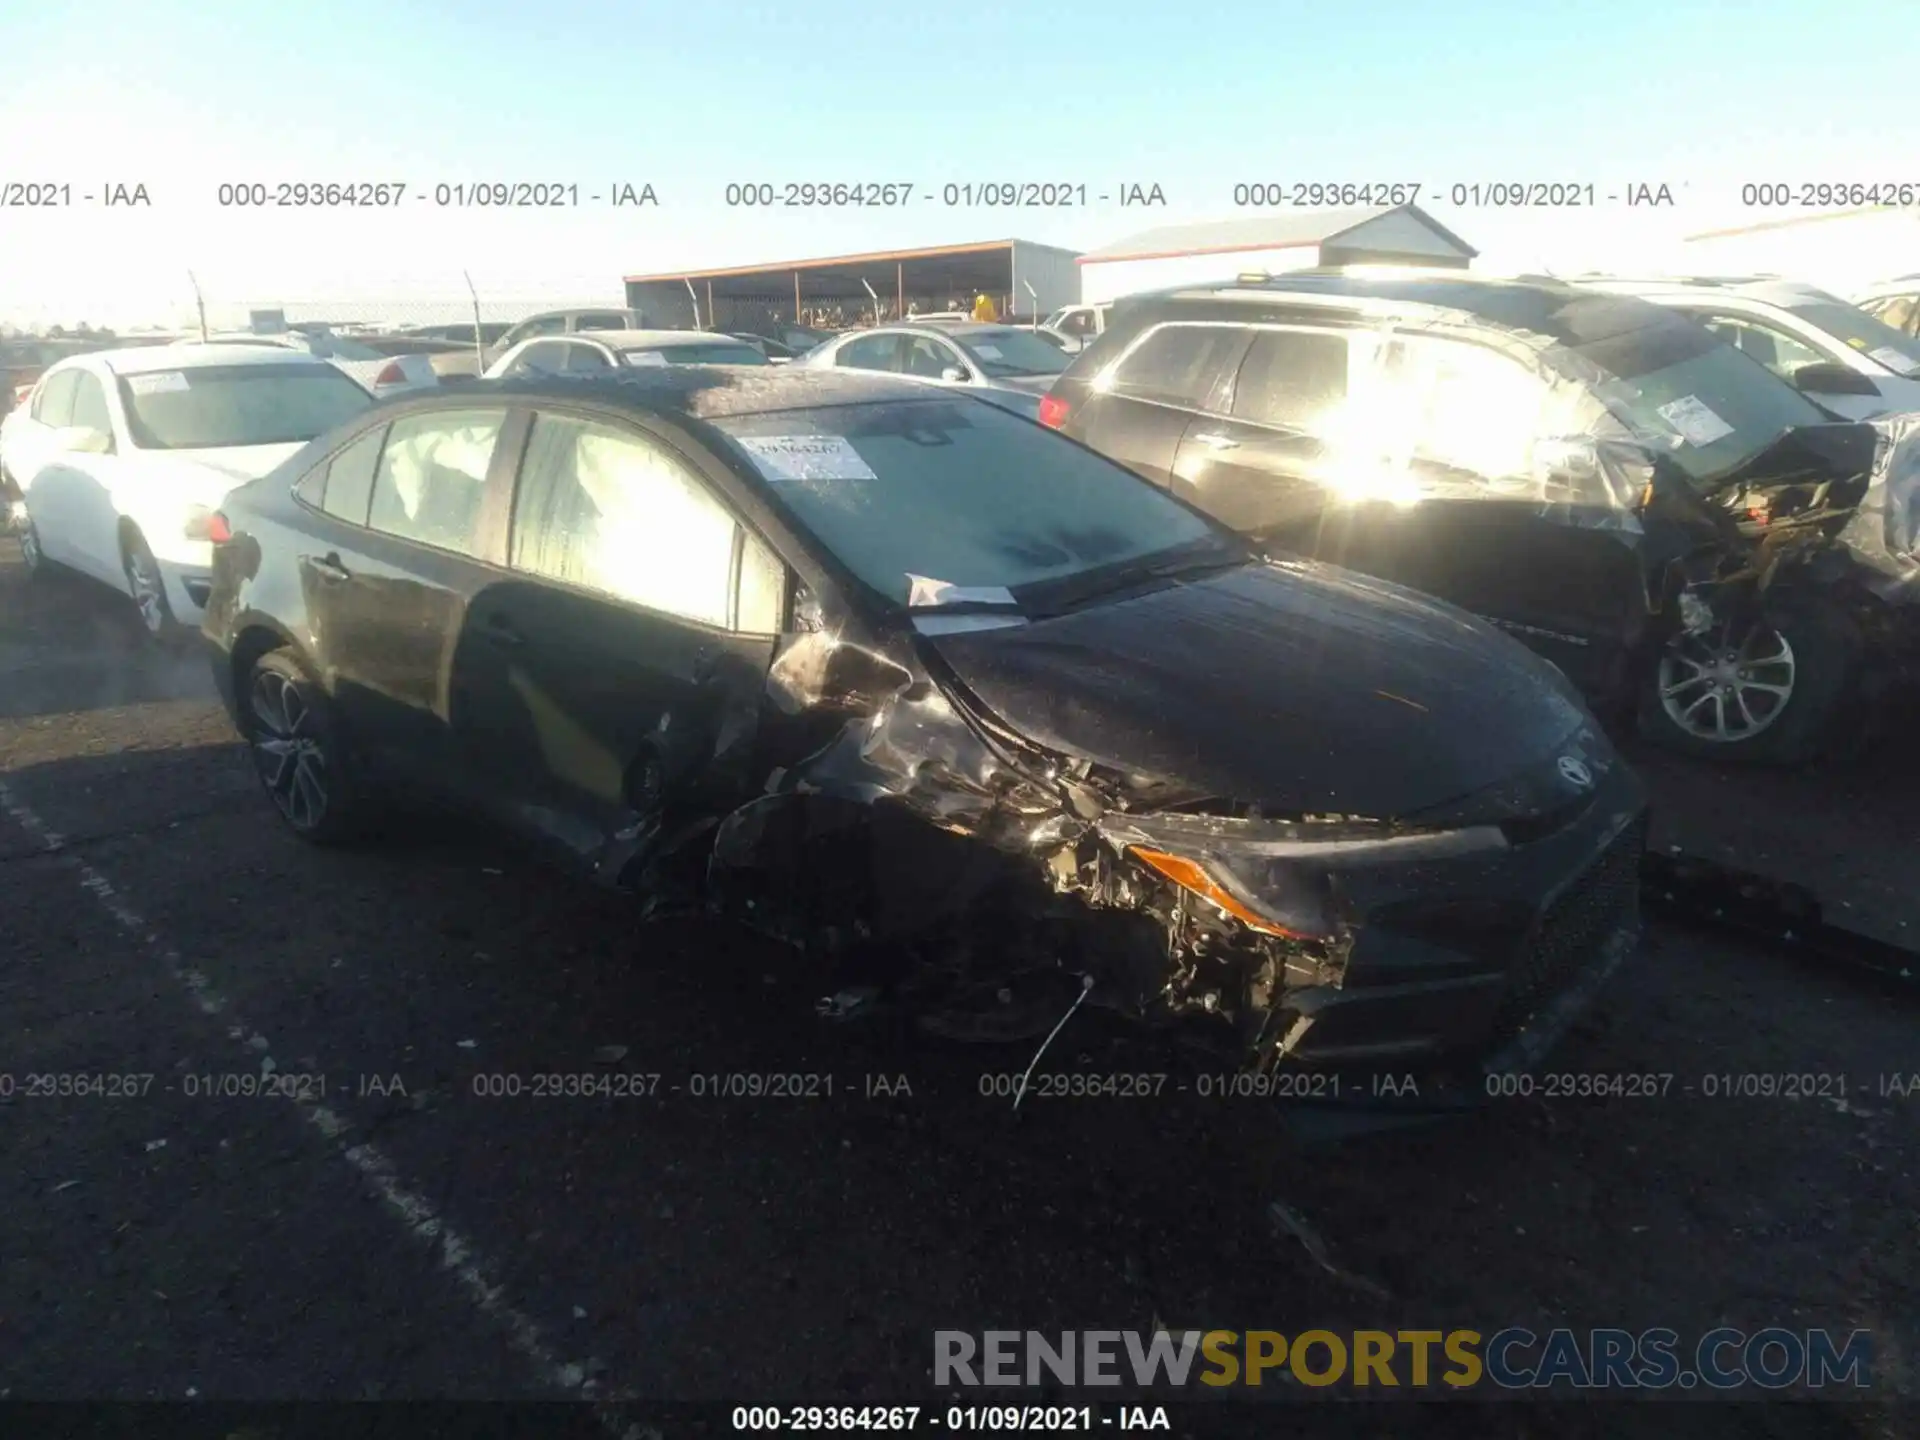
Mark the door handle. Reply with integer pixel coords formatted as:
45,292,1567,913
311,552,351,582
1190,432,1240,451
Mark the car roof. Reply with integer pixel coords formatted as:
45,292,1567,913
1577,276,1844,307
1130,268,1685,350
98,343,339,375
856,321,1013,338
466,364,945,419
572,329,751,348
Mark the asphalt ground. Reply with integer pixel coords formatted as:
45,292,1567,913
0,538,1914,1437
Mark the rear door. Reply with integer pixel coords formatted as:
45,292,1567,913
294,404,519,796
451,407,784,871
1166,323,1348,533
1064,320,1247,487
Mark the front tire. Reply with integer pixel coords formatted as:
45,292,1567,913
121,529,180,643
1636,598,1858,765
245,649,370,845
15,512,48,578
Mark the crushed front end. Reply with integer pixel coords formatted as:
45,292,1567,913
696,620,1648,1084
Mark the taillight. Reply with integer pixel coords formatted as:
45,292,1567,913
1037,393,1070,429
206,512,233,544
375,360,408,386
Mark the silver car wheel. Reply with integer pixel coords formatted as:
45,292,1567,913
1656,619,1797,744
18,518,41,572
251,669,329,831
123,543,167,635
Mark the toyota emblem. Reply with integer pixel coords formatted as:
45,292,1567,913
1558,755,1593,788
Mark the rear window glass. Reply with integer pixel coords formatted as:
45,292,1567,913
1110,325,1244,410
1229,330,1349,428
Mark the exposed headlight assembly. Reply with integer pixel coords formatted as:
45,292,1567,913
1101,813,1509,940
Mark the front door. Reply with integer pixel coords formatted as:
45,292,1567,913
451,408,781,873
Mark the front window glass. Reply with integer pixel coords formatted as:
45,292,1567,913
510,413,739,627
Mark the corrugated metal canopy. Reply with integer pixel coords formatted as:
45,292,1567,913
625,239,1080,301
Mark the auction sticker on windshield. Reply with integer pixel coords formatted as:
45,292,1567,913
127,371,190,395
735,434,877,481
906,573,1017,607
971,344,1003,359
625,351,668,366
1656,395,1735,447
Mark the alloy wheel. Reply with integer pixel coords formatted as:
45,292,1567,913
251,668,329,831
1656,619,1797,744
124,545,167,635
17,518,40,572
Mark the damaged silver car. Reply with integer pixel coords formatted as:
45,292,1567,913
202,367,1648,1076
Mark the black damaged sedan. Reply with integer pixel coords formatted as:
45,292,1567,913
202,367,1647,1079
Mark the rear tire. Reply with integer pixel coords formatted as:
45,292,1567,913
1636,597,1858,765
244,649,371,845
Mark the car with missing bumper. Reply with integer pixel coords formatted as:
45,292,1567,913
1041,269,1920,764
0,344,374,639
200,366,1646,1080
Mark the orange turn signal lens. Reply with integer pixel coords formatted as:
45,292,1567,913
1128,847,1310,938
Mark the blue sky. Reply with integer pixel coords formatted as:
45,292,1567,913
2,0,1915,323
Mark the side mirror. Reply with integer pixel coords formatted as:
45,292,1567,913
819,641,916,708
53,425,112,455
1792,362,1880,397
940,365,970,384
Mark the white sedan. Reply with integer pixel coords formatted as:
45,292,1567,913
481,328,773,378
0,345,375,639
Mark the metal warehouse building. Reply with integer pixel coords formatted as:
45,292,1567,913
625,238,1084,333
1076,203,1477,305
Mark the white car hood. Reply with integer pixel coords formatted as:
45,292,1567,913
145,441,308,495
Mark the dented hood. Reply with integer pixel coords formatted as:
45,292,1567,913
922,560,1596,821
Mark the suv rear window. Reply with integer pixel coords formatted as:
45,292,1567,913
1229,330,1349,428
1109,325,1243,409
